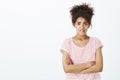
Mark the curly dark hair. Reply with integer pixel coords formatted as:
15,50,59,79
70,3,94,25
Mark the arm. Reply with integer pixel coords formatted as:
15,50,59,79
80,47,103,73
61,50,95,73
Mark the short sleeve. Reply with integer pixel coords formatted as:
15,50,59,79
60,39,70,54
95,38,103,50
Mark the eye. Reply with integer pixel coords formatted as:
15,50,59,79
77,22,81,25
84,22,88,26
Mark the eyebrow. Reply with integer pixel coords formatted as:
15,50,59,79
77,21,88,23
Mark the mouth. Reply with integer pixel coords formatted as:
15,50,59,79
80,30,85,32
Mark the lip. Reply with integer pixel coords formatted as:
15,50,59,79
80,30,85,32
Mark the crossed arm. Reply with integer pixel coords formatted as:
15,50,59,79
61,47,103,74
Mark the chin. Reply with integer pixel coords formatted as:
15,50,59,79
79,33,86,36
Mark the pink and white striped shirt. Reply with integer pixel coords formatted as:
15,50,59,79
60,37,103,80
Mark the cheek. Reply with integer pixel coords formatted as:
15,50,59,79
74,26,79,29
85,27,89,30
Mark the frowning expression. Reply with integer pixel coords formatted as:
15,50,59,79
74,17,90,35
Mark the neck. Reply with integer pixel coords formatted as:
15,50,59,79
73,34,89,41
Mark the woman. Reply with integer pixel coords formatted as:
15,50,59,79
60,3,103,80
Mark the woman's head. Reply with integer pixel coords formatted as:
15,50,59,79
70,3,94,35
70,3,94,26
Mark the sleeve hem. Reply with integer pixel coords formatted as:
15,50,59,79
60,48,69,54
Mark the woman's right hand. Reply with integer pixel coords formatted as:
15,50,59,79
65,53,73,65
61,50,73,65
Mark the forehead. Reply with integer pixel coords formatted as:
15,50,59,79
76,17,88,22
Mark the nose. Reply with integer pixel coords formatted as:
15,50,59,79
80,24,84,29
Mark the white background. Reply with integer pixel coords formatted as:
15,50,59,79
0,0,120,80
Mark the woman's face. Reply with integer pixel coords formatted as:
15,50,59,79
74,17,90,36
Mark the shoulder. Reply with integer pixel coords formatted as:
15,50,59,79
90,36,103,49
90,36,101,42
60,37,71,53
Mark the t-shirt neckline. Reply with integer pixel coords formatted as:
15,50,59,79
71,36,91,49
